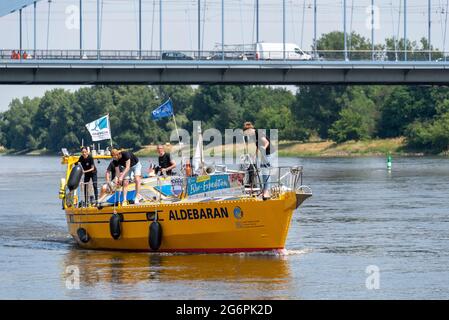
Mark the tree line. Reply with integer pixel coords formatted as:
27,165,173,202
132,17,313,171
0,31,449,154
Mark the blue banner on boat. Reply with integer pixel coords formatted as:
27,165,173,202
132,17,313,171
106,190,136,203
186,174,231,196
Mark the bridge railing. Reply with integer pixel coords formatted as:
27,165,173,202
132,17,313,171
1,49,448,62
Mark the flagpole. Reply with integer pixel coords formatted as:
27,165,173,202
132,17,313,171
172,114,180,145
168,98,184,172
108,114,113,151
169,98,180,144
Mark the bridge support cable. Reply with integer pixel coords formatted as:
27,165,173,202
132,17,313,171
429,0,432,61
19,9,22,58
80,0,82,55
443,0,449,62
256,0,259,43
160,0,162,58
404,0,407,61
283,0,286,61
343,0,348,61
46,0,52,52
198,0,201,59
139,0,142,59
221,0,224,61
300,0,306,50
371,0,374,61
34,1,36,56
313,0,317,59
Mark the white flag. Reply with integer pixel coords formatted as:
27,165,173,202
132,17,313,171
192,123,203,171
85,115,111,142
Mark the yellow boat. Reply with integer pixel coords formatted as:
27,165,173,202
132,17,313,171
59,154,312,253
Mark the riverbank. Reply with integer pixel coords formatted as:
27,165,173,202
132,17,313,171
1,137,442,157
0,147,52,156
135,137,428,158
277,137,411,157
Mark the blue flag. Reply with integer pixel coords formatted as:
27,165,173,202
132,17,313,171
152,99,173,120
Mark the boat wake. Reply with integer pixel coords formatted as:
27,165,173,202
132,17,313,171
0,220,75,251
228,248,312,256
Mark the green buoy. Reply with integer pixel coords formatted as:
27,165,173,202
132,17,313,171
387,154,392,170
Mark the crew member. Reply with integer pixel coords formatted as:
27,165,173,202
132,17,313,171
149,144,176,176
243,122,273,200
99,159,124,200
77,146,98,205
111,148,142,206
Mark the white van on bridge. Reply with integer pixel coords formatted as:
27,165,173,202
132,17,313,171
255,42,312,61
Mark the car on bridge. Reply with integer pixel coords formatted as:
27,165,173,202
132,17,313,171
206,52,256,61
161,51,194,60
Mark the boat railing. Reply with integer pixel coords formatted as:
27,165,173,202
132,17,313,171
67,164,307,208
241,165,306,197
77,181,97,207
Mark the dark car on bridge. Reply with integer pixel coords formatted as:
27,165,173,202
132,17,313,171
161,51,194,60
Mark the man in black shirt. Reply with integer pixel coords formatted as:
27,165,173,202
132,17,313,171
99,160,124,200
111,149,142,206
150,144,176,176
77,147,98,205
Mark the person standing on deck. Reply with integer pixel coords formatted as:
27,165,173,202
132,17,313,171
77,146,98,205
111,149,142,206
243,122,274,200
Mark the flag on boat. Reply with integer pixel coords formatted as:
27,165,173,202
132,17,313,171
192,123,203,172
152,99,173,120
85,114,111,142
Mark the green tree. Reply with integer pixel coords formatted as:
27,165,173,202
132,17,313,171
384,37,443,62
33,89,84,151
328,87,378,143
1,97,40,151
378,86,436,138
113,86,162,149
292,85,347,139
191,86,244,130
405,112,449,153
315,31,372,60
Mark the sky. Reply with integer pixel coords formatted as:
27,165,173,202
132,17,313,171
1,0,448,110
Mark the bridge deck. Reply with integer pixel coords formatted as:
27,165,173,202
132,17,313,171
2,60,449,84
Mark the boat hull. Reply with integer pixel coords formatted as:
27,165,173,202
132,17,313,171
65,191,299,253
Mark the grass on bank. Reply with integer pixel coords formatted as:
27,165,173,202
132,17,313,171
278,137,408,157
0,137,440,157
135,137,411,158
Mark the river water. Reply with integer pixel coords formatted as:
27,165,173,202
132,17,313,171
0,155,448,299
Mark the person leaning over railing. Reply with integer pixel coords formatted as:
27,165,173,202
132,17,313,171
77,146,98,205
111,148,142,206
99,159,124,201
